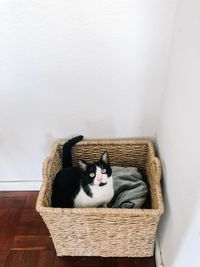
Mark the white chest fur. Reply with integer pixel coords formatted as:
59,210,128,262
74,176,114,208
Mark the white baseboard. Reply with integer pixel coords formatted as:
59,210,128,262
0,180,42,191
155,239,164,267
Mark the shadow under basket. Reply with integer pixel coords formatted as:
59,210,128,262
36,139,164,257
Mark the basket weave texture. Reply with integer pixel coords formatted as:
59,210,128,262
36,139,164,257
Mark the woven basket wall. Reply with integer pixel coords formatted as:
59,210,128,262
36,139,164,257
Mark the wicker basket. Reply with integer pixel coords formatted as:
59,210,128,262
36,139,164,257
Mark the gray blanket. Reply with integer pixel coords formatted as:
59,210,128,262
108,166,148,208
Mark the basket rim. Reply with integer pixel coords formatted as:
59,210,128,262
36,138,164,216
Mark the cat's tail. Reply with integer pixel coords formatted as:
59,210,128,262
62,135,84,168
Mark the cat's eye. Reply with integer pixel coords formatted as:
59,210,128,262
90,173,95,177
102,169,106,174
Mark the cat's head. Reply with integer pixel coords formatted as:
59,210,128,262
78,151,112,186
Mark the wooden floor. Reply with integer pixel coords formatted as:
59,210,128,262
0,192,156,267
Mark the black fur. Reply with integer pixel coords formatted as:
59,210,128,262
51,167,82,208
51,136,112,208
62,135,83,168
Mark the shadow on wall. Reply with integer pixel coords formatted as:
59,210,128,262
155,152,199,267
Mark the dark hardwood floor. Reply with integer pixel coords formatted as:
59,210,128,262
0,192,156,267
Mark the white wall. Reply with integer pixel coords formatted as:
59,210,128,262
156,0,200,266
0,0,176,181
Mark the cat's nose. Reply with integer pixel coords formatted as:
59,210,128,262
97,176,102,182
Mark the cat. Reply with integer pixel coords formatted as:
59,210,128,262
51,136,114,208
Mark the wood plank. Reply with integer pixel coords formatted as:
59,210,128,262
0,209,22,249
117,257,142,267
37,250,56,267
0,195,26,209
0,191,38,209
21,251,39,267
54,256,72,267
5,251,39,267
4,251,24,267
11,235,54,250
15,209,49,235
53,256,142,267
0,250,9,267
24,192,38,209
0,192,28,197
141,257,156,267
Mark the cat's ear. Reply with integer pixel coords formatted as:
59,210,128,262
78,160,88,172
100,151,109,165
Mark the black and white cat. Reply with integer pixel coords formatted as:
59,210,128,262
51,136,114,208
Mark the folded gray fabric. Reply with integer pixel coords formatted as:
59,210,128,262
108,166,148,208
